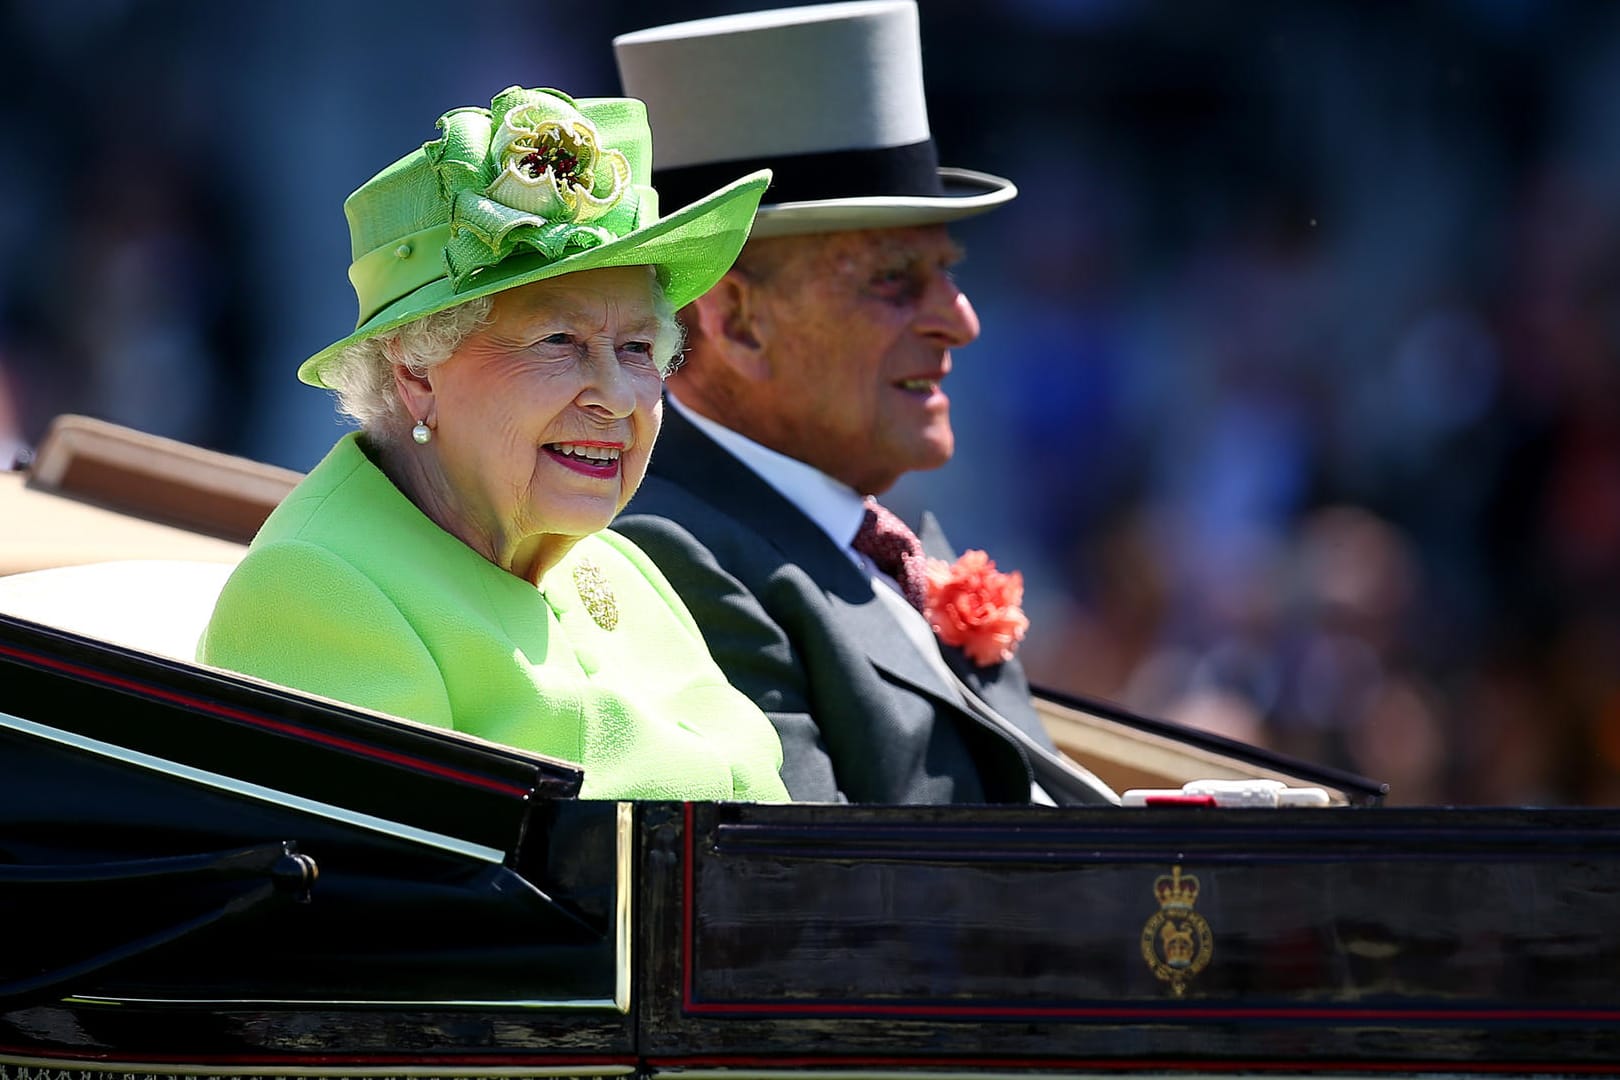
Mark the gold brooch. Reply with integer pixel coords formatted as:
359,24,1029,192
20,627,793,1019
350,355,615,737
572,558,619,631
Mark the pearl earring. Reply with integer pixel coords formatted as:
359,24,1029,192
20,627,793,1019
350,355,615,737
412,420,432,445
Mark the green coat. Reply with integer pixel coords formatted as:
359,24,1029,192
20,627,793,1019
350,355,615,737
197,434,787,802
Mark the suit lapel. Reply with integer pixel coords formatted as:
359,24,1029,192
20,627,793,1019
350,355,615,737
641,414,1113,804
914,512,1118,805
648,409,971,707
915,511,1032,714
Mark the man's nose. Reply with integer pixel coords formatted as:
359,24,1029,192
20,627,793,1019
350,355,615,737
917,274,980,348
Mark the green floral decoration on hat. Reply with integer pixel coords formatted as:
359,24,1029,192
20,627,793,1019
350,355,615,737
427,86,636,289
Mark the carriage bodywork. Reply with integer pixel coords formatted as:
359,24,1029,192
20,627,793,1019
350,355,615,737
3,419,1616,1079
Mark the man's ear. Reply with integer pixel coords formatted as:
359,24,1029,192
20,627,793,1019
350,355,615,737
390,358,437,427
688,272,772,381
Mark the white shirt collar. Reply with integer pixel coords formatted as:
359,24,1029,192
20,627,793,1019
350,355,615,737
668,391,867,553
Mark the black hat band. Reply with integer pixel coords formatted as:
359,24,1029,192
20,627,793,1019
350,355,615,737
654,138,943,213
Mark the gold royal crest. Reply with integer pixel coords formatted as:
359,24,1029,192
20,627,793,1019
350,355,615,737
1140,865,1214,996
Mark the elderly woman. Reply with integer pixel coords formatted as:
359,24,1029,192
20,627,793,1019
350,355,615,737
198,85,787,801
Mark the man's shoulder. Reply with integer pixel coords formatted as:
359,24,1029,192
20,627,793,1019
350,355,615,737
621,469,734,524
622,466,787,537
619,473,782,557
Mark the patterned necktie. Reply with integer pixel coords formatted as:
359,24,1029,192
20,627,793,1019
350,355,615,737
852,497,929,613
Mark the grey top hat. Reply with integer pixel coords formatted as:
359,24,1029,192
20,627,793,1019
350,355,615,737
613,0,1016,239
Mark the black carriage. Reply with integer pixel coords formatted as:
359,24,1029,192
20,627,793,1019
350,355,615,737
3,418,1615,1079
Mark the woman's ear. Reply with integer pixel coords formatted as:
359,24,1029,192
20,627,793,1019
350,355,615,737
390,359,437,428
688,272,772,381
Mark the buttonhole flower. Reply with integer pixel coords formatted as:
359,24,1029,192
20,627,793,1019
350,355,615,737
924,550,1029,667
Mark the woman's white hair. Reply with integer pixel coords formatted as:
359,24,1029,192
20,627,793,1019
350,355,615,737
322,268,684,434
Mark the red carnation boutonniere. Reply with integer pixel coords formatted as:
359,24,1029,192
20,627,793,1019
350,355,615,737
923,550,1029,667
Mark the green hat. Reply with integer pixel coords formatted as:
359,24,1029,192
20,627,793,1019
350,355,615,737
298,85,771,388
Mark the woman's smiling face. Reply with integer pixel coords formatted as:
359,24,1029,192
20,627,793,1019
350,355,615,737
423,265,666,577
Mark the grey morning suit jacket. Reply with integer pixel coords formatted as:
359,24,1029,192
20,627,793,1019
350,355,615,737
614,407,1117,805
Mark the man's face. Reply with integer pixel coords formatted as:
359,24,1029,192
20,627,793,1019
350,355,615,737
746,225,980,494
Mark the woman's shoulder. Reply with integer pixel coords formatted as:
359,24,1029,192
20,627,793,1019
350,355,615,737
253,434,375,545
581,527,661,576
560,530,703,638
254,435,473,581
565,529,676,601
578,527,702,594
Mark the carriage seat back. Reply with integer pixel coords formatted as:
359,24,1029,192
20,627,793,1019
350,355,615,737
0,559,236,662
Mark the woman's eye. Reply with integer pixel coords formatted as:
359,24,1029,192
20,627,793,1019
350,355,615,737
622,340,653,355
541,332,573,346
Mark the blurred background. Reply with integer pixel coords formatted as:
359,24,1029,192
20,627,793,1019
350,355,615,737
4,0,1620,805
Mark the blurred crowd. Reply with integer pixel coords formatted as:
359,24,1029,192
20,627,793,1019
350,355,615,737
5,0,1620,805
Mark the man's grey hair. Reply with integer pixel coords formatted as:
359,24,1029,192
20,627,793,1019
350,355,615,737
322,269,684,432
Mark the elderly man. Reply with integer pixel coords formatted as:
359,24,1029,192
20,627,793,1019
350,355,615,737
613,1,1117,806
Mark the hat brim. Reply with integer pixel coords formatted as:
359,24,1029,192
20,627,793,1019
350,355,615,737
297,169,772,389
745,167,1016,239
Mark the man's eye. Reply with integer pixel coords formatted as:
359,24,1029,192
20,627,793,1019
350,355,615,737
869,267,921,301
541,332,573,345
623,340,653,355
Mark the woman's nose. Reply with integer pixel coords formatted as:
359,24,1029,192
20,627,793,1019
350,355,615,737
578,348,637,418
